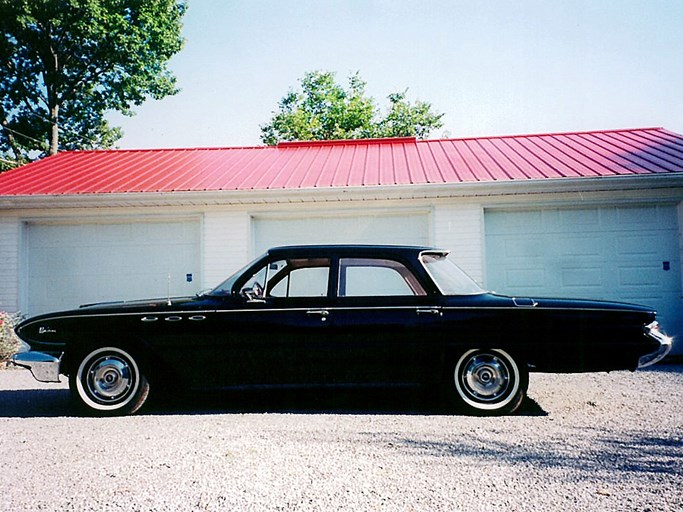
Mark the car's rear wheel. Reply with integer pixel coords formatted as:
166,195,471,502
69,346,149,416
445,348,527,415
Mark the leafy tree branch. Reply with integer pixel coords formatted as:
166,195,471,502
0,0,186,170
261,70,444,146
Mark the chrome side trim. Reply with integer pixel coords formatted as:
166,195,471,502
441,306,656,314
638,322,673,368
17,304,657,326
10,351,63,383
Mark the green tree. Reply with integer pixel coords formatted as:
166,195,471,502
0,0,186,170
260,71,444,145
378,90,445,139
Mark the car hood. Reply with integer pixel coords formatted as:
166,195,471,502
497,293,655,314
78,296,197,310
529,296,654,313
16,295,205,329
447,292,656,314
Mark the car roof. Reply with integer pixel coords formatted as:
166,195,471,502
265,244,442,258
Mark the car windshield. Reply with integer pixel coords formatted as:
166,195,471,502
420,251,485,295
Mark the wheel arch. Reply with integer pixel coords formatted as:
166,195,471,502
62,331,154,378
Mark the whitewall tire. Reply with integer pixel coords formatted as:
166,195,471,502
69,346,149,416
447,348,527,415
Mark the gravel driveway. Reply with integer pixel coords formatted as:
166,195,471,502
0,364,681,511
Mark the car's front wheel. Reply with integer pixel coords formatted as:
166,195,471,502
69,346,149,416
445,348,527,415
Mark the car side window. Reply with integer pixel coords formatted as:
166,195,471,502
267,258,330,298
338,258,426,297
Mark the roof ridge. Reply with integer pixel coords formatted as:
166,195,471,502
424,127,666,144
36,128,672,155
54,145,269,155
277,137,417,148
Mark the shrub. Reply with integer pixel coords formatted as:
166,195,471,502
0,311,23,364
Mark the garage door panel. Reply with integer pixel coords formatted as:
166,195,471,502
485,205,682,354
92,224,130,245
556,235,603,257
557,209,600,230
616,235,660,258
561,267,602,289
503,268,546,290
88,246,122,273
486,210,542,235
27,220,200,315
132,221,191,244
503,238,546,258
616,205,659,228
619,266,662,288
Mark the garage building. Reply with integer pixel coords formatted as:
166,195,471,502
1,127,682,353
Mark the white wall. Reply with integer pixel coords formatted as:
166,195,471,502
433,204,484,285
0,216,20,313
202,210,250,289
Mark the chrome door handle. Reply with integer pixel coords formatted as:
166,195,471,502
189,315,206,321
306,309,329,321
141,316,158,322
164,316,183,322
306,309,329,316
416,308,442,316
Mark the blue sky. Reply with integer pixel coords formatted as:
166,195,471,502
109,0,683,149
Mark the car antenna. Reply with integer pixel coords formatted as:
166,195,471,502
167,273,172,306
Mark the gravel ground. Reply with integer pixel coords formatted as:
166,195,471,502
0,364,681,511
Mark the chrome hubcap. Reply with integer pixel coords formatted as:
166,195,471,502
87,356,133,402
462,354,510,402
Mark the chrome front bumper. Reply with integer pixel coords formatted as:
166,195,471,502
638,322,673,368
10,351,63,383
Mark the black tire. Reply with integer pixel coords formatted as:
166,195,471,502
445,348,528,415
69,346,149,416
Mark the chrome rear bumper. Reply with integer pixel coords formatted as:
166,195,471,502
10,351,63,383
638,322,673,368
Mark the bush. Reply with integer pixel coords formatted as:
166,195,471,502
0,311,23,364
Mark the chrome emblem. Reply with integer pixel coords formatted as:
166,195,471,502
38,326,57,334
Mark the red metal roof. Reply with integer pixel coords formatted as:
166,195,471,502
0,128,681,196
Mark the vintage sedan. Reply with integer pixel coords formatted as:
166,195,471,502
12,245,672,416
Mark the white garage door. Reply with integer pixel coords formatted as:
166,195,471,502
27,219,201,315
485,205,682,352
253,212,430,255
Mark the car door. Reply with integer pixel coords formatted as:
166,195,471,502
322,257,443,385
205,257,334,387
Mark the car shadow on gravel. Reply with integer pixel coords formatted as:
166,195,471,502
0,388,72,418
146,387,548,417
0,386,547,417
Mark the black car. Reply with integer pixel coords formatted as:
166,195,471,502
12,245,672,416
